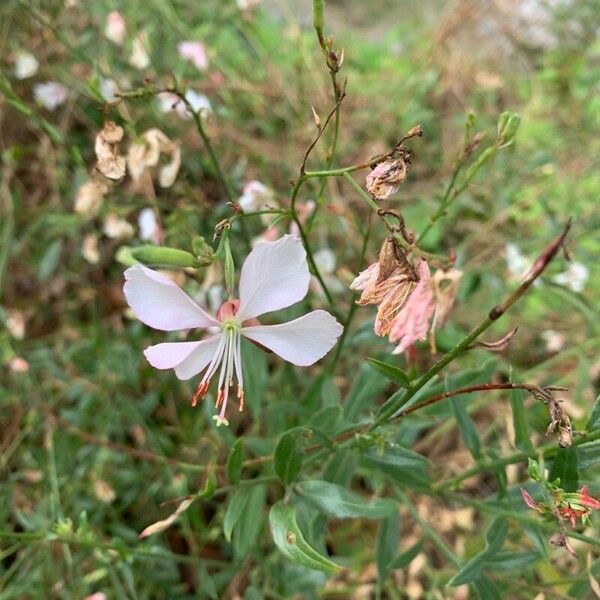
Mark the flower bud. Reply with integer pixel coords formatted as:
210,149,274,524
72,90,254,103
497,112,521,146
131,245,198,268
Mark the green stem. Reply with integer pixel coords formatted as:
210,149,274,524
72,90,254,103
305,163,366,178
436,428,600,492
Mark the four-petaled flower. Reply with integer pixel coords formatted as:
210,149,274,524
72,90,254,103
123,235,343,426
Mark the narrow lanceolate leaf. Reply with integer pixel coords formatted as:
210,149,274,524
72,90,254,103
223,489,249,542
586,394,600,431
232,484,266,556
510,389,534,453
226,438,244,485
296,480,397,519
376,513,401,585
366,357,412,388
139,498,194,539
274,428,305,485
549,446,579,492
269,501,342,573
450,395,481,460
448,518,507,586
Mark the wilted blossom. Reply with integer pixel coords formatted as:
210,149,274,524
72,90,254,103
138,208,163,244
33,82,68,111
14,51,39,80
552,261,589,293
95,121,126,180
350,238,419,336
389,260,436,354
82,233,100,264
127,128,181,188
177,41,208,71
8,357,29,373
103,214,134,239
522,486,600,528
123,235,343,426
105,11,127,46
366,158,408,200
74,179,109,217
129,32,150,69
158,90,212,119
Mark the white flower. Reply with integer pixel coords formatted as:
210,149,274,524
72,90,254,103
177,41,208,71
14,51,39,80
185,89,211,115
505,243,529,280
129,32,150,69
33,82,68,110
138,208,162,244
123,235,343,426
105,11,127,46
552,261,589,293
157,90,211,120
5,310,26,339
100,78,119,102
541,330,565,353
238,180,273,212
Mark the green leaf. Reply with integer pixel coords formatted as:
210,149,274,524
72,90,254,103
226,439,244,485
232,484,266,556
486,550,539,571
578,440,600,470
366,357,412,388
223,489,249,542
360,446,431,490
586,394,600,431
450,396,481,460
510,389,534,453
241,338,268,418
296,480,397,519
274,428,306,485
269,501,342,573
448,518,507,586
344,363,389,420
38,239,63,281
472,574,502,600
376,513,400,585
549,446,579,492
389,541,423,569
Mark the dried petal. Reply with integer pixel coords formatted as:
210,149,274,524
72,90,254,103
471,327,518,352
139,498,194,539
366,158,408,200
95,122,126,180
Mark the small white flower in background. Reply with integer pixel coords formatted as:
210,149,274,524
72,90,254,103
129,32,150,69
311,247,344,297
33,82,68,111
236,0,261,10
103,214,134,239
105,11,127,46
238,180,274,215
95,121,126,180
100,78,119,102
552,261,589,293
74,179,109,217
6,310,26,339
505,243,530,280
123,235,343,426
8,357,29,374
177,41,208,71
541,329,565,353
127,128,181,188
14,51,39,80
138,208,163,244
85,594,108,600
82,233,100,264
158,90,211,119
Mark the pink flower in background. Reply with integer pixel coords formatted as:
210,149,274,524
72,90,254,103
158,90,211,119
123,235,342,426
33,82,68,111
177,41,208,71
104,11,127,46
389,260,435,354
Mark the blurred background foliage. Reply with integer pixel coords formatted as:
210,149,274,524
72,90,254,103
1,0,600,598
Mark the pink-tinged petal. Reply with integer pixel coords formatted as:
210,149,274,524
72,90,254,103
144,336,222,380
124,265,219,331
520,488,543,512
241,310,342,366
579,486,600,510
236,234,310,320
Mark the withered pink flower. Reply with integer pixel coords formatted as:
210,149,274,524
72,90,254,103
177,41,208,71
123,235,342,426
389,260,435,354
366,159,408,200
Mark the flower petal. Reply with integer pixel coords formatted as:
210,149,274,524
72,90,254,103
241,310,342,366
144,335,222,380
236,234,310,320
124,265,219,331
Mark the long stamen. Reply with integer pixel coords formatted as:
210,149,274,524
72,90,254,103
232,330,245,411
218,331,235,420
215,333,231,408
192,333,226,407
